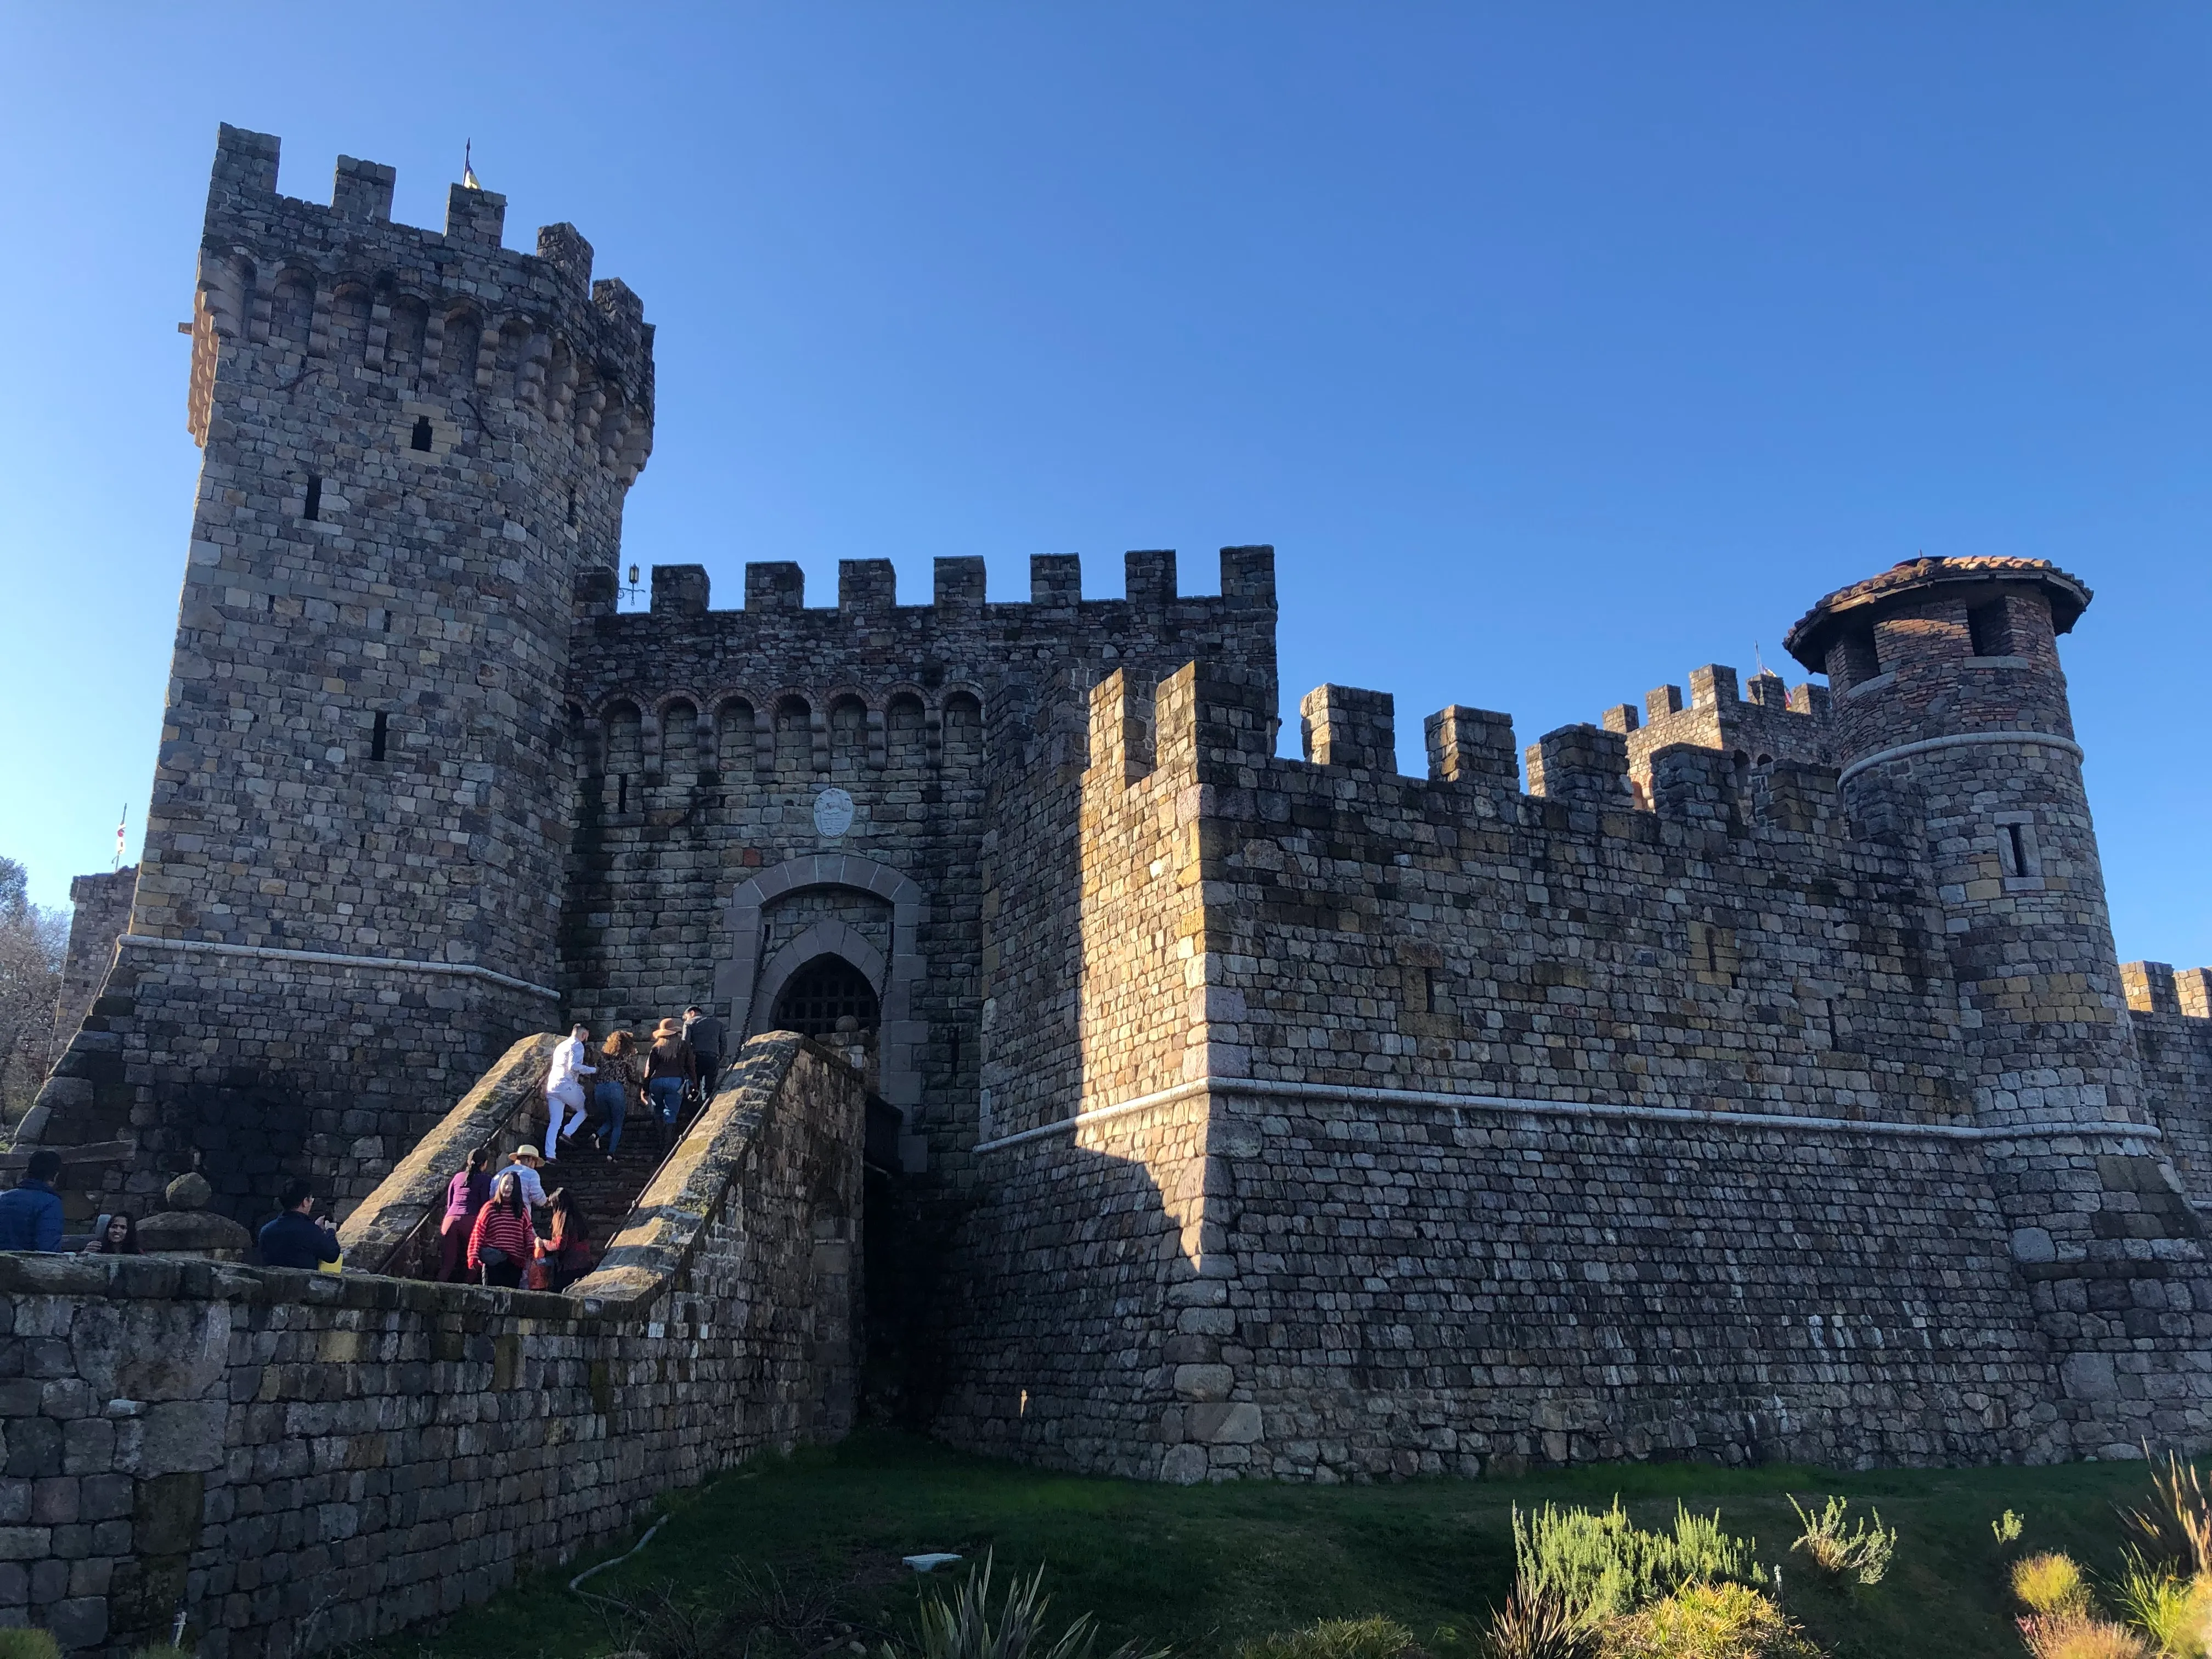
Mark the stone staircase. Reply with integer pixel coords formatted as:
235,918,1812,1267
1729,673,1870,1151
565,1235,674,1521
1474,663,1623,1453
532,1113,689,1260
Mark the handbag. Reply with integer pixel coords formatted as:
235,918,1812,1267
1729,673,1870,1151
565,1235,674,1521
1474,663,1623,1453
479,1245,510,1268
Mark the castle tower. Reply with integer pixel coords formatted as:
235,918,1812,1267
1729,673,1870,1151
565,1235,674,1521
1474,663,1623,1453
1787,557,2212,1447
30,126,654,1216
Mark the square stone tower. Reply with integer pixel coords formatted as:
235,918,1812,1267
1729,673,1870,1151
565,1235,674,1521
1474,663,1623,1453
29,126,655,1217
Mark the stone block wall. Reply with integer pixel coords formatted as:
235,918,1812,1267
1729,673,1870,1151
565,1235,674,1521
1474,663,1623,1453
27,945,546,1226
1194,685,1968,1122
558,548,1278,1178
951,1084,2080,1483
2121,968,2212,1189
0,1032,862,1657
932,1089,1212,1477
930,651,2212,1480
47,873,136,1064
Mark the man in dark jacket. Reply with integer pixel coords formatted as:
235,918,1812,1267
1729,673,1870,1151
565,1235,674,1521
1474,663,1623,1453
258,1178,341,1271
683,1005,725,1104
0,1150,64,1251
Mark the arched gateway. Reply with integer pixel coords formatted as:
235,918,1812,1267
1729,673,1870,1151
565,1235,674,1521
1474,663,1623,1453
714,853,926,1170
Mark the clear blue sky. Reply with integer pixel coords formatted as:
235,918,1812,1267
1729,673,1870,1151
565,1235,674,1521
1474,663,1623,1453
2,6,2207,965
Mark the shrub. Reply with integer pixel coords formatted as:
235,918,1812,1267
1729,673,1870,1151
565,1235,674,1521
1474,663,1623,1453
1478,1588,1589,1659
1994,1511,2027,1546
1235,1618,1419,1659
2122,1455,2212,1581
2017,1613,2153,1659
1785,1496,1897,1587
1594,1582,1820,1659
887,1553,1168,1659
0,1634,59,1659
2014,1553,2095,1618
1512,1502,1760,1630
2112,1561,2212,1659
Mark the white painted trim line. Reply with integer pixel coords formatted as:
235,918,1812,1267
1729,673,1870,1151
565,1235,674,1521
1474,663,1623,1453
1838,730,2083,787
975,1081,1210,1151
973,1076,2161,1153
121,933,561,1001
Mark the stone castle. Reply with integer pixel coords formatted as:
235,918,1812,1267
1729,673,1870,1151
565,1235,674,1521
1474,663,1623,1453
14,125,2212,1655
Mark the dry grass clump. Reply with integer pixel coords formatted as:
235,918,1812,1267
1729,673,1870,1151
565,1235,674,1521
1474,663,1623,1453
1596,1582,1822,1658
2015,1612,2153,1659
2014,1554,2095,1619
1235,1617,1421,1659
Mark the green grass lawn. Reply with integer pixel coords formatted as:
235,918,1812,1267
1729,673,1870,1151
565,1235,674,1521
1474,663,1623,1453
407,1431,2182,1659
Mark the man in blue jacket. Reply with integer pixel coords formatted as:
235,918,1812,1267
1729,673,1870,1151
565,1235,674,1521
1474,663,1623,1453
0,1150,65,1251
257,1178,341,1271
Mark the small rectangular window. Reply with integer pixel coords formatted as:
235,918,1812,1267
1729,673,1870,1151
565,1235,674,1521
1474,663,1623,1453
410,415,434,452
379,608,392,633
1835,627,1881,690
303,475,323,521
1968,601,2010,659
370,710,388,761
617,774,629,813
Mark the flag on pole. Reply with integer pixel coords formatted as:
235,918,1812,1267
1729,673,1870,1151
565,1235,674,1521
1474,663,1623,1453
114,805,126,871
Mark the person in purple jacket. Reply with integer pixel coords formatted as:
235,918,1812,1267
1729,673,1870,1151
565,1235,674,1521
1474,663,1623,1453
437,1146,494,1282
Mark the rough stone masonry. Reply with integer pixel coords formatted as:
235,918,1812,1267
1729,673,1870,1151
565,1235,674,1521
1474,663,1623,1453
17,122,2212,1650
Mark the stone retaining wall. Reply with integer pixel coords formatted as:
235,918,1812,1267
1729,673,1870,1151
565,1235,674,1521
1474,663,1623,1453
0,1032,862,1657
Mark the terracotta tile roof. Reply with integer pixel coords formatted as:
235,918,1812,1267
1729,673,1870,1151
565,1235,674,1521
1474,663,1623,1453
1784,556,2092,672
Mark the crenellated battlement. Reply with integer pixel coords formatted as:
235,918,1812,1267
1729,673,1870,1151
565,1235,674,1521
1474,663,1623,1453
1586,662,1834,808
2124,962,2212,1020
589,545,1277,625
1086,658,1863,866
188,125,654,481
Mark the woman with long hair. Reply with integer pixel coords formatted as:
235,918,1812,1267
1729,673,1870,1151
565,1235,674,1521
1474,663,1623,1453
466,1170,534,1288
592,1031,640,1159
80,1213,140,1256
437,1146,493,1282
535,1188,594,1290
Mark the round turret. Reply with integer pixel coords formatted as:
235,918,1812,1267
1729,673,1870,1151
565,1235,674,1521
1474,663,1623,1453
1784,555,2090,771
1788,555,2141,1137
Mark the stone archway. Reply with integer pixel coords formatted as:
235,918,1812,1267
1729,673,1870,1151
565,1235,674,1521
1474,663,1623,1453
715,854,925,1148
755,920,887,1030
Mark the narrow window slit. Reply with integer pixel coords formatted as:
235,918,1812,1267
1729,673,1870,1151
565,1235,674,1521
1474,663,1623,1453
303,475,323,521
370,710,388,762
2005,823,2029,877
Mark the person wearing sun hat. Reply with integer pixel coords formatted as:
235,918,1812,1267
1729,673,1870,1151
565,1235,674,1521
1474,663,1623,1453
496,1144,550,1210
642,1017,697,1147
